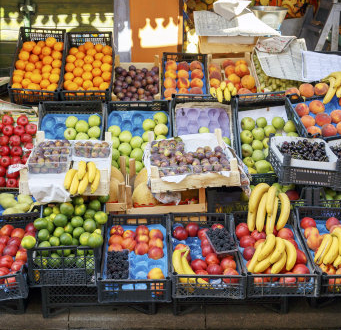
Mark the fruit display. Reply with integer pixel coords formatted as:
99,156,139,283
205,227,236,255
162,58,207,99
105,250,129,279
0,193,36,215
74,141,110,158
64,114,102,140
0,113,37,187
113,65,159,101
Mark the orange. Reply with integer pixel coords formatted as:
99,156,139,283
74,59,84,68
73,77,83,86
93,76,103,87
36,40,46,48
78,45,85,53
102,45,112,55
35,61,43,70
64,80,72,89
84,55,94,64
25,62,35,72
47,83,58,91
51,68,61,74
32,46,42,55
82,80,93,90
42,56,53,65
78,87,84,91
73,67,83,77
66,55,76,63
32,69,41,75
52,51,62,60
94,53,104,61
92,68,102,77
29,54,39,63
52,59,61,68
41,46,52,56
19,51,30,61
86,48,97,57
64,72,74,81
40,79,50,89
67,82,78,91
45,37,57,48
83,63,92,72
49,73,59,84
82,71,92,81
39,54,44,60
13,69,25,77
53,42,64,51
94,44,103,52
99,82,109,90
29,41,36,48
65,63,75,72
42,65,52,73
13,75,23,84
101,71,111,82
101,63,111,72
92,60,102,69
27,83,39,90
42,72,50,79
84,41,94,51
12,83,22,89
75,51,85,60
22,41,34,52
69,47,78,55
21,78,31,88
24,71,33,79
92,86,99,91
31,73,42,84
102,55,112,64
15,60,26,70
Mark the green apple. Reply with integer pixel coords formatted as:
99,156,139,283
89,137,98,140
64,128,77,140
65,116,78,128
223,137,231,146
88,115,101,127
252,150,265,162
112,148,120,161
248,167,257,174
88,126,101,138
125,167,130,174
130,148,143,161
287,132,298,137
255,160,271,174
264,148,269,158
199,127,210,133
135,161,143,173
242,144,253,157
75,120,89,133
240,130,253,144
240,191,249,202
252,127,265,141
118,142,132,156
272,117,285,130
142,131,153,142
112,160,118,168
256,117,267,128
154,123,168,136
141,142,148,152
112,136,120,149
156,135,167,140
142,119,156,131
275,133,282,136
335,194,341,200
122,155,129,166
325,188,336,197
243,157,255,168
252,140,263,150
108,125,121,137
263,138,269,148
264,125,276,137
119,131,132,143
281,184,295,193
130,136,143,149
241,117,255,131
76,132,89,140
284,120,296,133
272,183,282,191
153,112,168,125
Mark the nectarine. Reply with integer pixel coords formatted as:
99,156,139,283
147,267,165,279
322,124,337,137
149,237,163,249
224,65,235,76
163,77,176,89
331,110,341,124
210,78,220,88
309,100,325,114
165,60,177,71
222,59,235,69
304,227,319,238
191,69,204,80
136,225,149,236
299,83,314,98
177,77,190,89
314,83,328,96
178,87,188,94
149,229,163,240
136,234,149,244
190,61,202,71
235,64,249,77
178,69,189,79
208,63,220,73
337,122,341,135
191,78,204,88
123,230,136,239
277,228,294,240
122,237,136,251
301,115,315,128
295,103,309,117
164,88,177,99
135,242,149,255
148,246,164,260
189,87,203,94
177,61,190,71
307,126,322,135
209,70,221,81
285,87,300,99
108,235,123,246
228,73,240,84
315,113,331,126
241,75,255,90
165,70,177,79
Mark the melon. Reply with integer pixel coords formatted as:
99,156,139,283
109,178,120,202
132,182,159,206
111,166,124,183
134,168,148,189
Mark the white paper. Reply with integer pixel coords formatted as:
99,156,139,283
213,0,251,20
302,51,341,82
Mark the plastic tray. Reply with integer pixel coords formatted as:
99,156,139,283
27,153,71,174
73,141,111,159
161,52,209,99
8,27,65,105
38,101,107,140
204,228,237,257
0,190,39,217
107,100,172,137
169,213,247,299
233,211,319,297
34,140,72,156
97,214,171,303
294,206,341,297
59,31,114,101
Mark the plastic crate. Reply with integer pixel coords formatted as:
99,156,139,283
0,211,40,227
161,52,209,99
59,31,114,101
106,100,172,137
268,135,341,188
232,211,320,297
38,101,107,140
8,27,65,105
0,67,10,96
294,206,341,297
97,214,171,303
238,92,286,106
169,213,247,299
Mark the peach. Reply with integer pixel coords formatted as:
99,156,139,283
307,233,320,251
238,88,252,95
178,87,188,94
136,234,149,244
191,78,204,88
165,70,177,79
110,225,124,236
123,230,136,239
177,69,189,79
163,77,176,89
224,65,235,77
164,88,177,99
190,60,202,71
234,82,242,91
108,235,123,246
307,126,322,136
136,225,149,236
227,73,240,84
122,237,136,251
285,87,300,100
222,59,235,69
337,122,341,134
315,113,331,126
241,75,255,90
304,227,319,239
331,110,341,124
309,100,325,114
148,246,164,260
108,243,123,252
301,115,315,128
314,83,329,96
235,64,250,78
299,83,314,98
277,228,294,240
177,77,190,89
149,237,164,249
177,61,190,71
210,78,221,88
295,103,309,117
191,69,204,80
209,70,222,81
165,60,177,71
208,63,220,73
149,229,163,240
147,267,165,280
322,124,337,137
189,87,203,94
134,242,149,255
236,59,247,66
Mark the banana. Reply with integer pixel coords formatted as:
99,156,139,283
182,250,208,284
314,234,333,265
87,161,96,183
270,237,285,264
266,186,277,216
77,172,89,195
249,183,270,214
276,193,290,231
266,197,278,235
323,236,339,265
284,239,297,271
256,192,268,232
258,233,276,261
323,77,337,104
333,255,341,268
90,169,101,194
254,255,272,273
324,71,341,88
331,227,341,255
227,82,234,92
172,249,187,283
216,87,223,103
247,211,257,232
64,169,77,190
69,174,79,195
247,242,264,273
210,87,217,98
271,252,287,274
231,87,237,96
220,81,226,91
224,87,231,102
77,161,87,180
336,85,341,98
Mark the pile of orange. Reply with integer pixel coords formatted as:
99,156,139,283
12,37,63,91
63,41,112,93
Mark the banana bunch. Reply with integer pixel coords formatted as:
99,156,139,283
321,71,341,104
247,183,290,234
210,81,237,103
172,248,208,284
64,161,100,195
314,228,341,267
247,235,297,274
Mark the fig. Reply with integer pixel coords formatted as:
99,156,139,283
121,69,127,77
192,158,200,166
186,155,194,164
125,76,132,84
214,146,223,153
204,146,212,153
128,70,136,78
129,65,136,71
197,152,205,160
115,66,123,74
152,66,159,73
196,147,204,154
193,165,202,173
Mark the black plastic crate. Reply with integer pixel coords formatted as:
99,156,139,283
8,27,66,105
161,52,209,99
169,213,247,299
233,211,320,297
97,214,171,304
238,91,286,106
0,67,10,96
294,206,341,297
59,31,114,101
38,101,107,140
106,100,172,136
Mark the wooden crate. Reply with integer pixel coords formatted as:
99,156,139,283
199,36,256,54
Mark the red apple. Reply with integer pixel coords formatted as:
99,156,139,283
185,222,199,237
277,228,294,240
0,243,5,255
108,235,123,246
207,263,223,275
201,238,210,248
201,244,214,257
0,225,14,237
211,223,224,230
235,223,250,239
220,257,236,270
3,245,18,257
300,217,317,229
296,249,307,265
326,217,340,231
198,228,209,240
239,235,255,248
123,230,136,239
10,228,25,239
149,238,163,249
0,255,13,269
136,234,149,244
243,246,256,261
0,267,9,283
148,246,164,260
25,223,36,233
191,259,207,271
10,260,25,272
195,269,209,282
205,253,219,265
134,242,149,255
121,237,136,251
15,250,27,263
110,225,124,236
285,190,300,201
292,264,310,282
264,267,278,282
173,226,188,241
108,243,123,252
24,232,35,238
149,229,163,240
251,230,266,241
0,236,9,245
279,272,297,286
254,276,269,284
136,225,149,236
223,268,239,283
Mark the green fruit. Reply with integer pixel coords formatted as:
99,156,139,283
84,209,96,220
72,196,84,205
240,191,249,202
49,213,56,221
263,138,269,148
256,117,267,128
83,219,97,233
142,119,156,131
94,211,108,225
86,258,95,275
65,115,78,128
251,140,263,151
135,161,143,173
43,207,53,216
48,253,61,268
264,125,276,137
98,195,109,203
130,148,143,162
53,214,68,227
60,202,74,217
88,200,101,211
38,229,50,242
153,112,168,125
108,125,121,137
60,233,73,246
53,206,60,214
252,150,265,162
53,227,65,238
71,216,84,228
87,233,103,248
240,130,253,144
283,120,296,133
142,131,152,142
255,160,271,174
77,249,86,257
74,204,86,216
112,136,120,149
75,120,89,133
38,241,51,256
241,117,256,131
112,160,119,168
222,137,231,146
65,254,76,267
130,136,143,149
34,218,48,230
49,236,60,246
112,148,120,161
64,223,74,234
57,249,71,257
119,130,132,143
287,132,298,137
72,238,79,246
46,220,55,234
252,128,265,141
21,236,36,250
88,114,101,127
75,257,86,268
141,142,148,152
199,127,210,133
243,157,255,168
79,232,91,246
272,117,285,129
73,227,85,239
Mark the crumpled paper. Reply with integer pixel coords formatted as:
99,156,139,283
256,36,297,54
213,0,251,20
